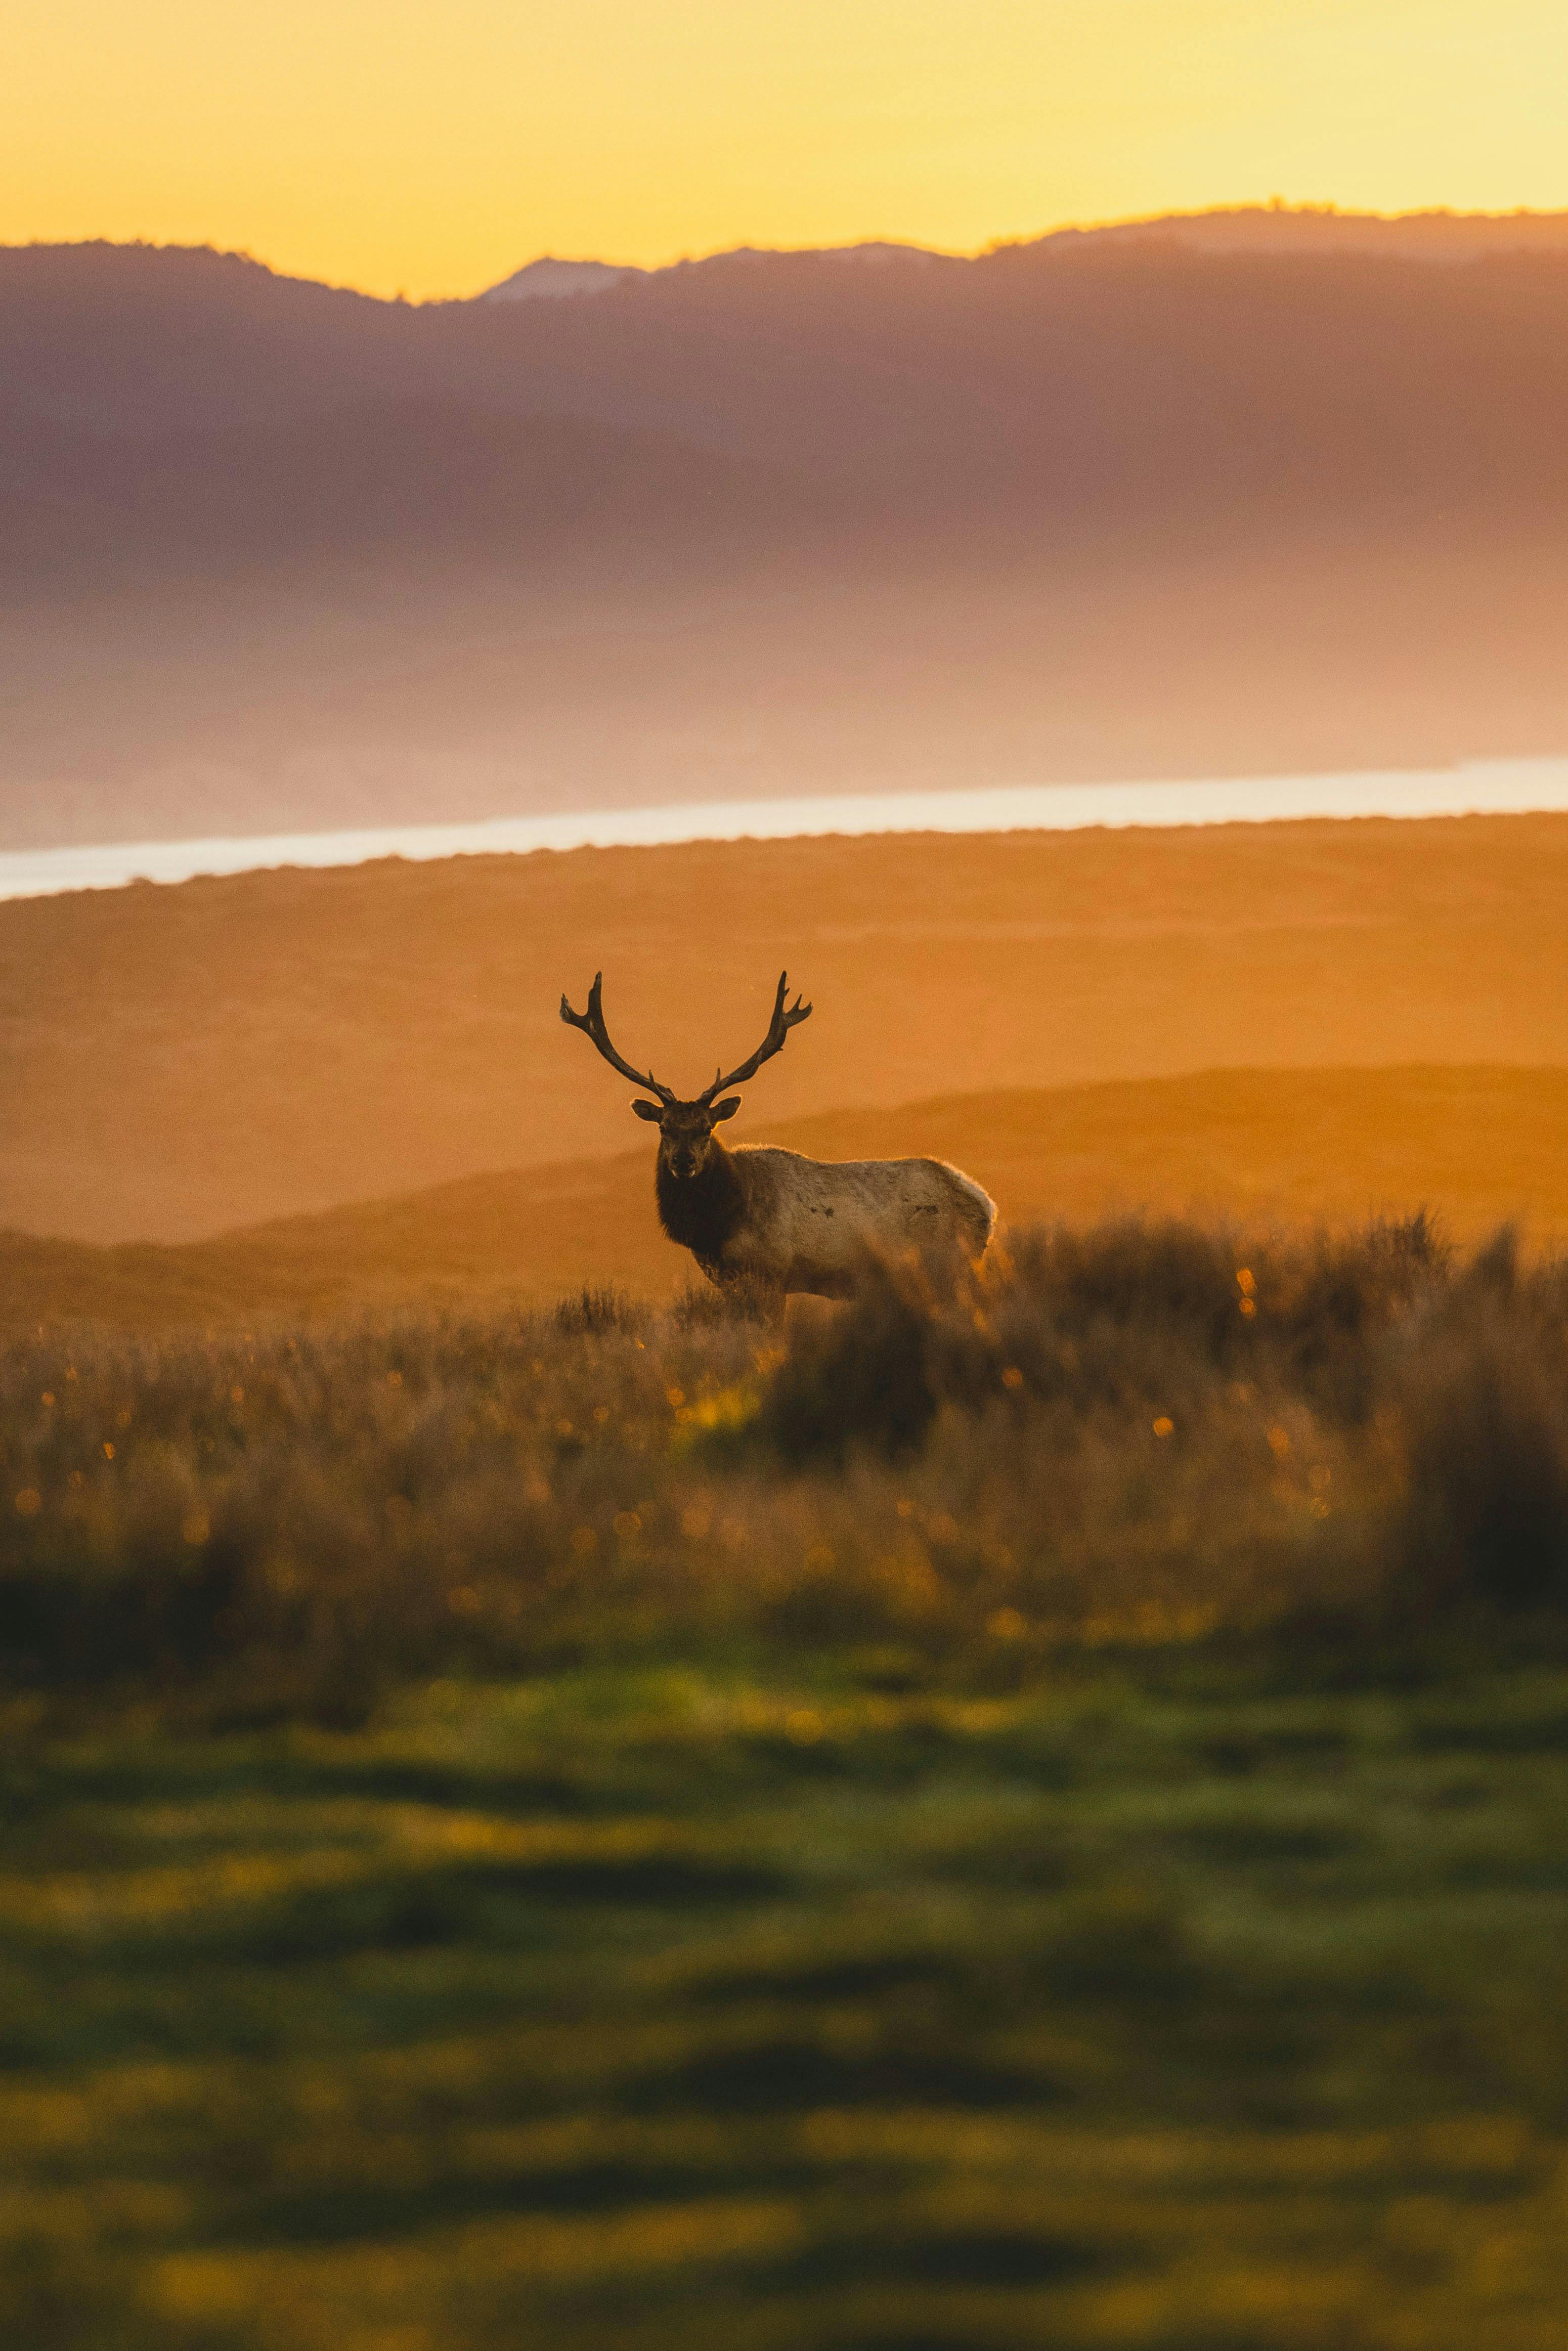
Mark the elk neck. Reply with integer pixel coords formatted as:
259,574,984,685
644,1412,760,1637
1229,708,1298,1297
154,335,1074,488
655,1134,747,1269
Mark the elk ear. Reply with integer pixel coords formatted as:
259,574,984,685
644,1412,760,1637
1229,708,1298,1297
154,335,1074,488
631,1098,663,1122
710,1096,742,1122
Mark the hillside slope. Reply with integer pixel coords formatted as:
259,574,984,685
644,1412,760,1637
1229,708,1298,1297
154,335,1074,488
5,1064,1564,1330
3,814,1566,1244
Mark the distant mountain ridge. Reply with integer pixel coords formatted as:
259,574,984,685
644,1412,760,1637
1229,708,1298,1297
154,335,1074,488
9,220,1568,506
4,208,1568,849
481,239,944,300
476,205,1568,301
1027,202,1568,261
484,257,643,301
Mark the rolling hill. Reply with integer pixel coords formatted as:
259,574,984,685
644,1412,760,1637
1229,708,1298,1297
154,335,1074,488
0,813,1564,1252
5,1064,1565,1332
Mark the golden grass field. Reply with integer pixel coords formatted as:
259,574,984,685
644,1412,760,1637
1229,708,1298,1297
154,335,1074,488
2,811,1565,1247
4,1065,1568,1331
1,810,1566,1328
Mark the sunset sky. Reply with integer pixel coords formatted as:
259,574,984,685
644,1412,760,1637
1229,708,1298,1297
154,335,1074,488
8,0,1568,300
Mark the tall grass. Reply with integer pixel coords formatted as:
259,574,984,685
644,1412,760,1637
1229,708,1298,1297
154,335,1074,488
3,1214,1566,1720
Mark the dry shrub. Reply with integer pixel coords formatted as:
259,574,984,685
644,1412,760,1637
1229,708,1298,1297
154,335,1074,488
670,1277,781,1330
1,1215,1564,1716
1387,1235,1568,1614
553,1286,647,1337
764,1258,947,1464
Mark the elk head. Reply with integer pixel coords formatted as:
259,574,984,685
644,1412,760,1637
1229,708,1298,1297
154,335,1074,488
559,970,813,1182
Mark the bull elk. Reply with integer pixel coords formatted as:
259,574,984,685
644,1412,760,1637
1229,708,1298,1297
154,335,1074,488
560,970,995,1303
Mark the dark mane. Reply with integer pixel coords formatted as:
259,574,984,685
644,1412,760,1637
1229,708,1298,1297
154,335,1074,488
655,1143,746,1276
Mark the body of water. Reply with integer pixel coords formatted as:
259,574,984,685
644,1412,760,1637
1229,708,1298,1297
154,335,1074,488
4,757,1567,903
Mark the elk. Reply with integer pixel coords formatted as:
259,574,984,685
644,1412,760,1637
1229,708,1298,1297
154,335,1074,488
559,970,995,1303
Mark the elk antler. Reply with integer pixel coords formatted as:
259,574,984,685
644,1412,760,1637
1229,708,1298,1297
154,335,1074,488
699,971,813,1104
559,973,675,1104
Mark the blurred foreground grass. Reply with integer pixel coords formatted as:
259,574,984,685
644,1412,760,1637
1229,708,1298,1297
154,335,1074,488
6,1657,1568,2349
4,1216,1568,2345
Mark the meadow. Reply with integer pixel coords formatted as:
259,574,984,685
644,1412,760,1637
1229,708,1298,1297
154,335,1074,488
5,1214,1568,2346
5,812,1566,1248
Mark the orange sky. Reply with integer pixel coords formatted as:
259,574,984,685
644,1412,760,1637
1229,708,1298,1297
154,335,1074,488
8,0,1568,300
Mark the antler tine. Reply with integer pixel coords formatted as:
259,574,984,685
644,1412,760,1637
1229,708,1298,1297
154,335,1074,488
559,972,674,1103
699,970,814,1104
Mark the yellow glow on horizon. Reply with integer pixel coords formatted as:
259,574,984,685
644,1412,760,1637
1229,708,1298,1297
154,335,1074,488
6,1,1568,300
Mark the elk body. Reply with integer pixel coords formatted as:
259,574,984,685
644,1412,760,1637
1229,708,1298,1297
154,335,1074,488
560,971,995,1303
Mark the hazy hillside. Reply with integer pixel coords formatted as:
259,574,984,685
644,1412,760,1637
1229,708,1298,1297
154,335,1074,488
0,402,822,598
5,222,1568,846
2,814,1565,1245
9,230,1568,534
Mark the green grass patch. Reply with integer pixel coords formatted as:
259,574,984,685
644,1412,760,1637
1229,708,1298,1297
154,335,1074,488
4,1655,1568,2348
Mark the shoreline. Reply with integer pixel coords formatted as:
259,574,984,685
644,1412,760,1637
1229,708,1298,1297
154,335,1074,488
4,755,1567,903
